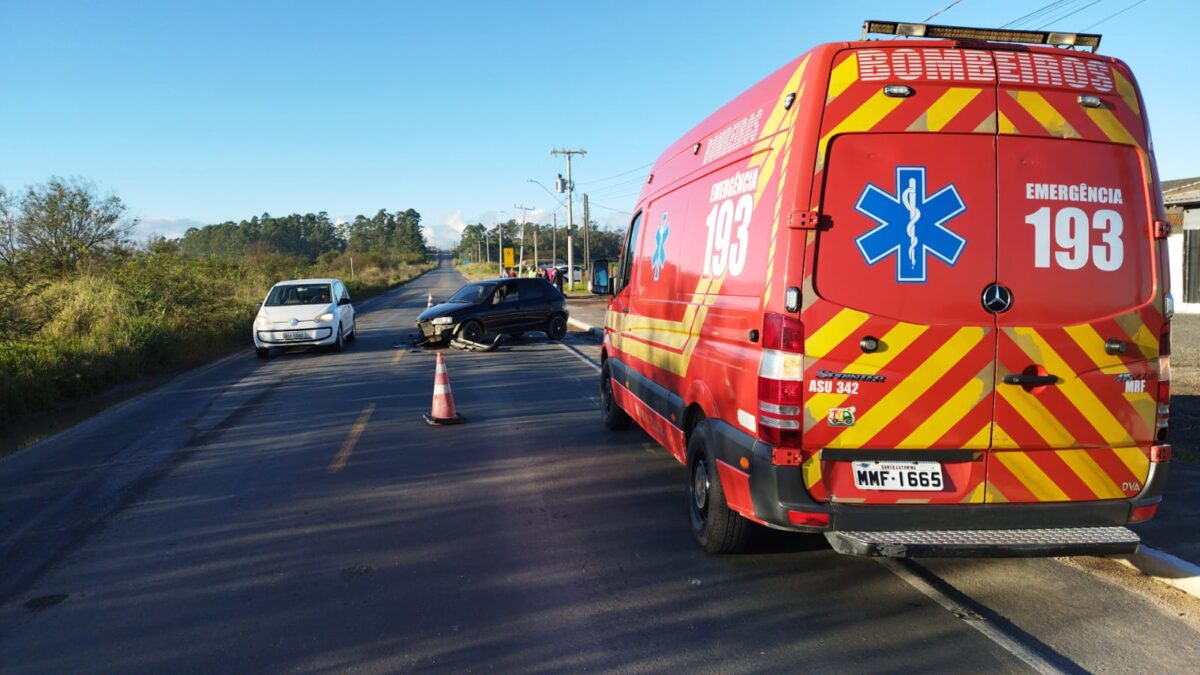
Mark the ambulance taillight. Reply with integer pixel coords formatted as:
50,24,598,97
757,313,805,446
1157,320,1171,442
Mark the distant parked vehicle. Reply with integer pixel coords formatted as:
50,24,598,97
416,277,568,344
253,278,356,358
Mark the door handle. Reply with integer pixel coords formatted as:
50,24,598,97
1002,373,1059,386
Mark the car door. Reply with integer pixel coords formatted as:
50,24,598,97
484,280,520,334
336,281,353,334
516,279,550,330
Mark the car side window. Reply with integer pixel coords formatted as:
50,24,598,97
338,282,350,303
615,211,643,294
518,279,545,302
494,281,519,305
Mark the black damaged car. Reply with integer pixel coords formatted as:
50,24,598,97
416,277,569,344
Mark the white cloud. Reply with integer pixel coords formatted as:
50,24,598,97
135,216,205,240
429,210,468,249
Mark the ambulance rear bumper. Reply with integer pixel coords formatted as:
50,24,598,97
712,420,1168,556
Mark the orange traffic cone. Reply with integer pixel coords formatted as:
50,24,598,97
424,352,465,425
426,293,433,308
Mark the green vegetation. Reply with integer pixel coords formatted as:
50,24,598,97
455,219,624,271
0,177,432,427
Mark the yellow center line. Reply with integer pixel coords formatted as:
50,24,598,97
328,403,376,474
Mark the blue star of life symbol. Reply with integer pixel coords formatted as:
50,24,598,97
651,213,669,281
854,166,967,283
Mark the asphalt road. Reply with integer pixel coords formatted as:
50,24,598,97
1,258,1198,673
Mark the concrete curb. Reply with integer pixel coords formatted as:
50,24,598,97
1112,546,1200,600
568,317,604,339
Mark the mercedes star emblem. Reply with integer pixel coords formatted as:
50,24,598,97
981,284,1013,314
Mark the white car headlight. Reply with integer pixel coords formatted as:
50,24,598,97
254,313,268,328
431,316,453,325
316,312,335,323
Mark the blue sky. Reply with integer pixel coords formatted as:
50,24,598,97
2,0,1196,247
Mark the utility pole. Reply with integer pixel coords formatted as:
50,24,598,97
552,148,586,289
552,212,557,266
514,203,534,273
582,193,591,283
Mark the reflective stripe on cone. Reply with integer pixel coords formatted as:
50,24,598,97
425,351,466,425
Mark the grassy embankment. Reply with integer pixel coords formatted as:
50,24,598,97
0,250,432,452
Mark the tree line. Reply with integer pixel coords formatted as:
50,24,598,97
180,208,428,263
456,219,623,268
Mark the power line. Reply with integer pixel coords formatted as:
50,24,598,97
924,0,965,23
589,201,633,216
1082,0,1148,29
578,162,653,186
1001,0,1074,28
1035,0,1105,29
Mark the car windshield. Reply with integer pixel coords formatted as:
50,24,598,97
264,284,332,306
448,282,495,304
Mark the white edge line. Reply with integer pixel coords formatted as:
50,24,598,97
877,558,1067,675
558,342,601,373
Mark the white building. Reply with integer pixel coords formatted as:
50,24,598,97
1164,177,1200,314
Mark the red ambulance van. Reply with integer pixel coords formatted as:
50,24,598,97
590,21,1173,557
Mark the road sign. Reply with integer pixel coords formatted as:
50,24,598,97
503,247,515,267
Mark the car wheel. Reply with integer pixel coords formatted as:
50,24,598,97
332,323,345,352
687,420,748,554
459,320,484,343
600,360,631,430
256,347,271,359
546,314,567,341
347,318,357,341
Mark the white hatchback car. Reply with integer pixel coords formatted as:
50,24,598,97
253,278,356,358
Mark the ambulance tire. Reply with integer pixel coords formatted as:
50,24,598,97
687,420,748,554
600,360,631,430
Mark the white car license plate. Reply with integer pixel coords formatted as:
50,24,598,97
852,460,943,491
283,330,308,341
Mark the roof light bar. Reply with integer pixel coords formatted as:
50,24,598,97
862,19,1102,52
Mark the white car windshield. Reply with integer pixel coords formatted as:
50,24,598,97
448,282,495,304
265,284,332,306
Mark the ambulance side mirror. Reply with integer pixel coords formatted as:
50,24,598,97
590,259,611,295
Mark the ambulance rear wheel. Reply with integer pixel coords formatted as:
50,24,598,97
600,360,631,430
687,420,747,554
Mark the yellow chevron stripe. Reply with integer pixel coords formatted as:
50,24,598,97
1112,446,1150,483
816,91,906,169
1064,323,1127,372
1084,107,1138,146
827,53,858,103
805,308,871,357
802,450,823,490
1063,323,1156,426
1010,327,1134,446
1058,449,1126,499
896,373,991,449
1009,90,1080,138
926,87,982,131
961,482,986,504
754,54,812,151
995,378,1076,447
829,327,985,448
996,451,1070,501
1114,69,1141,117
804,321,929,430
998,110,1016,135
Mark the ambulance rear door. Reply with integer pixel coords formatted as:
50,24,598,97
988,51,1161,504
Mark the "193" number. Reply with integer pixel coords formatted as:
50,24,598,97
1025,206,1123,271
703,194,752,277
